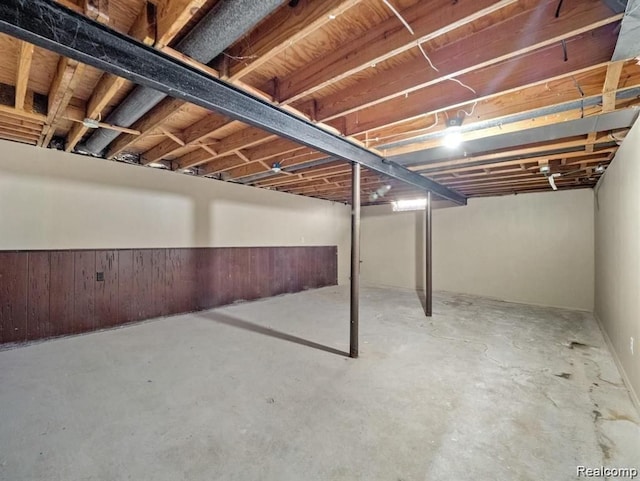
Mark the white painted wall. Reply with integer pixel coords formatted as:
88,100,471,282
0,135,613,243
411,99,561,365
594,119,640,408
361,189,595,311
0,140,350,283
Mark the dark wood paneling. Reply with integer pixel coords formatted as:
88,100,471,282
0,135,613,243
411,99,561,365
95,250,119,328
151,249,166,318
50,251,74,337
1,246,338,344
0,252,28,343
216,248,233,306
254,248,271,299
73,250,96,334
27,252,50,340
117,250,134,324
166,249,197,315
271,248,287,296
196,249,215,310
133,249,154,321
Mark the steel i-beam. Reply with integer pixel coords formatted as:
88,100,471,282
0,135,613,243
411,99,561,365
0,0,466,205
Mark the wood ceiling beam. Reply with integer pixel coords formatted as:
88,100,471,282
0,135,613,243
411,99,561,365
286,176,387,195
242,138,305,162
0,113,43,130
225,161,267,179
437,161,608,187
585,131,598,152
0,103,46,122
375,71,640,158
177,127,276,169
407,134,612,170
198,154,247,176
84,0,110,23
315,0,621,122
602,60,625,112
66,3,156,151
39,58,86,147
334,24,617,136
458,178,596,194
14,41,34,110
255,164,351,187
226,0,362,81
73,1,224,155
277,0,515,104
142,115,233,164
0,131,39,144
422,148,615,176
106,97,187,158
0,120,42,136
155,0,210,48
175,146,218,169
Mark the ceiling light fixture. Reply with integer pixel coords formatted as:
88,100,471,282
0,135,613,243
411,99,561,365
442,116,463,149
271,161,282,173
81,118,100,129
369,184,392,202
595,165,606,173
392,198,427,212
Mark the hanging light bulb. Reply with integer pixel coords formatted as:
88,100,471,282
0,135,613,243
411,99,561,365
442,116,464,149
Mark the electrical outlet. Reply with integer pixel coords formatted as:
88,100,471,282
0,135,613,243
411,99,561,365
631,337,634,355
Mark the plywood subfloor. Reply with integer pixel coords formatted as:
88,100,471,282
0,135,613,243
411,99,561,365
0,286,638,480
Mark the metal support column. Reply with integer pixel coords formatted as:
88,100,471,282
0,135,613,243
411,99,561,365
350,163,361,358
425,191,433,317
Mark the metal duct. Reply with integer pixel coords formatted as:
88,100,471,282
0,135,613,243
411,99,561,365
393,108,640,167
612,0,640,60
79,0,284,155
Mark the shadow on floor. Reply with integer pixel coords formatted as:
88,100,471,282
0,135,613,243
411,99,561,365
197,311,350,357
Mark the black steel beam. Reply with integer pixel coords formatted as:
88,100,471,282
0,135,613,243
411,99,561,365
350,163,361,359
0,0,466,205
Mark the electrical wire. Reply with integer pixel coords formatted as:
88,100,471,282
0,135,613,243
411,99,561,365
457,100,478,118
417,42,439,72
381,0,414,35
448,77,477,95
382,0,478,121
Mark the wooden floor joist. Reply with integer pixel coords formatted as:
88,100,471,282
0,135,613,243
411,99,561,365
0,0,637,199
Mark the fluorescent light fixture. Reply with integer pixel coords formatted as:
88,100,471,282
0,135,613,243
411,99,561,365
442,116,463,149
392,198,427,212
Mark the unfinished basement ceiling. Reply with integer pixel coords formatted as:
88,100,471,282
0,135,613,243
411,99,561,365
0,0,638,204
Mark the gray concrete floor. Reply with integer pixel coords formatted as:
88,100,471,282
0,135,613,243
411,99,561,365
1,286,638,480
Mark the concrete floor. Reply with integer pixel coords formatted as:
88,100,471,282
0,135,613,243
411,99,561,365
0,286,638,480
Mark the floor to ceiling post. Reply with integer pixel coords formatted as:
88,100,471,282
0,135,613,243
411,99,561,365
350,162,361,358
425,191,433,317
